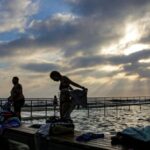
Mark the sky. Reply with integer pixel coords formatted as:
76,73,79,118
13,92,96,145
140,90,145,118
1,0,150,98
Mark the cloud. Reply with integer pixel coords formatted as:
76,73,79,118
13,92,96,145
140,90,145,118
73,49,150,66
1,0,150,97
67,0,150,18
1,0,150,59
25,12,124,59
123,62,150,78
68,68,120,79
18,47,150,80
21,62,61,73
0,0,39,32
0,0,150,81
70,49,150,78
139,27,150,45
0,37,37,57
24,0,150,58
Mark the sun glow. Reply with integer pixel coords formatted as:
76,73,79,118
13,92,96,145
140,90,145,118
124,44,149,55
98,65,120,72
101,23,144,56
121,23,150,55
139,58,150,63
122,24,140,43
82,77,109,84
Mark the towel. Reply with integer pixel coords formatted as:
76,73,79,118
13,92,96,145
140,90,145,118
70,89,87,108
76,132,104,142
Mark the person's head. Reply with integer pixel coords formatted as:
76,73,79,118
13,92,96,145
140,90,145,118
12,76,19,85
50,71,61,81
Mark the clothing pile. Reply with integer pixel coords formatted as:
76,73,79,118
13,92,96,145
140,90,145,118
0,101,21,134
37,116,74,138
76,132,104,142
111,126,150,150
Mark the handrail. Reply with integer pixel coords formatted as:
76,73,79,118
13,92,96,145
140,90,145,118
0,96,150,121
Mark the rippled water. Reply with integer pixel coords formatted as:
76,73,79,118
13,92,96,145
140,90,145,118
72,105,150,135
23,104,150,134
11,104,150,150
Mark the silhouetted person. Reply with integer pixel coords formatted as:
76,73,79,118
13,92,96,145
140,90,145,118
53,95,58,116
8,76,25,120
50,71,86,120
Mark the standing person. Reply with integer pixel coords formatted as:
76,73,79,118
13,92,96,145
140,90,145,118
50,71,87,121
53,95,58,117
8,76,25,121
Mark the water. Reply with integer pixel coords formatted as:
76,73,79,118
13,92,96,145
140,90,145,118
22,104,150,134
10,104,150,150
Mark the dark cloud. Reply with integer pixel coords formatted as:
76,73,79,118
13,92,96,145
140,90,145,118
29,16,117,55
21,62,60,73
70,50,150,68
0,13,123,58
70,49,150,78
24,0,150,58
109,50,150,65
0,38,39,57
0,35,60,58
0,0,150,80
67,0,150,18
123,62,150,78
1,0,150,59
70,55,106,68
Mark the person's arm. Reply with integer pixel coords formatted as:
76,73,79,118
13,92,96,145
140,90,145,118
67,77,86,90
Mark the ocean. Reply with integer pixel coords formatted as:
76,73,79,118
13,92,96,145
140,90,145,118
8,104,150,150
22,104,150,134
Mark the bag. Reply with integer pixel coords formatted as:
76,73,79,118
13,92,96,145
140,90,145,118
45,116,74,136
46,116,60,123
0,111,16,124
1,101,12,112
49,120,74,135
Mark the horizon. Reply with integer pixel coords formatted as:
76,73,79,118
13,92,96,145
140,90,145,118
1,0,150,98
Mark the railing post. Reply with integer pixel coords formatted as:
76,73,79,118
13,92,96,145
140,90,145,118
87,105,90,118
116,103,118,117
104,100,106,117
45,100,47,119
30,100,33,120
0,99,2,108
128,104,130,111
139,96,141,110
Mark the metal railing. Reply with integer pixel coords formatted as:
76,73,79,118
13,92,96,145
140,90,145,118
0,96,150,121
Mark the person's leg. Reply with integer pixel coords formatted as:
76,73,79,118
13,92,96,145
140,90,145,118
60,91,69,119
61,102,70,120
61,101,75,120
60,101,63,119
19,100,24,121
14,102,22,120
